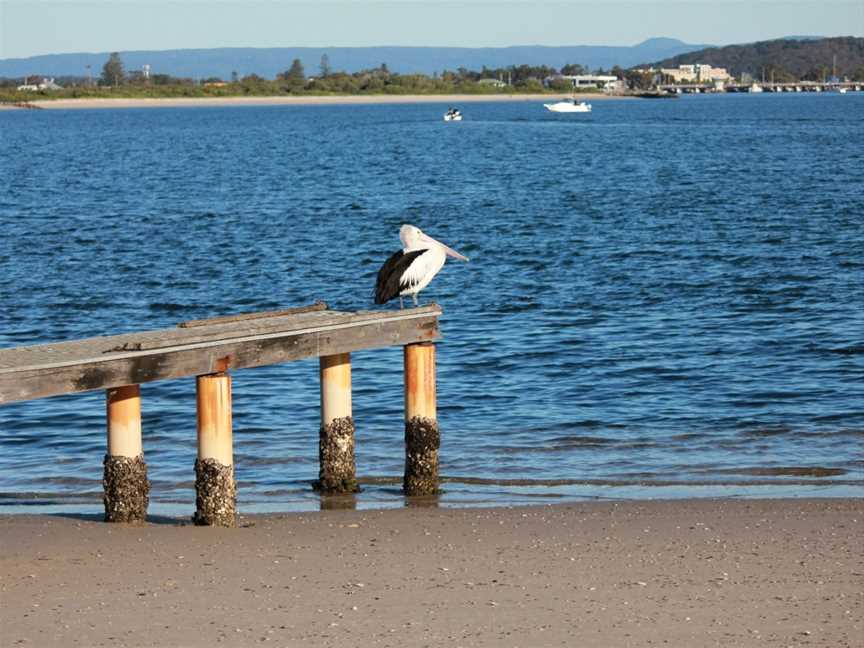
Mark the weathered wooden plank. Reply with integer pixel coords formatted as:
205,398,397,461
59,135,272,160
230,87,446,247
0,307,441,371
112,308,443,353
101,309,344,354
0,305,442,371
177,301,328,328
0,308,441,404
0,308,342,367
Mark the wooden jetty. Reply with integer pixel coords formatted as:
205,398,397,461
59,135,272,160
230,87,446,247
0,303,443,526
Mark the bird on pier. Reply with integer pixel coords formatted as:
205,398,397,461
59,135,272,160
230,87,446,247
374,224,469,307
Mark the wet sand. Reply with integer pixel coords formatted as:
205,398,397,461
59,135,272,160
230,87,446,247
1,498,861,647
0,93,614,110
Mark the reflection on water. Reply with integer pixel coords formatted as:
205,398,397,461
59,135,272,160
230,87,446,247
404,494,441,509
320,493,359,511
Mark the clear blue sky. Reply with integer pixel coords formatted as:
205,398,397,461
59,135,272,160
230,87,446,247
1,0,862,59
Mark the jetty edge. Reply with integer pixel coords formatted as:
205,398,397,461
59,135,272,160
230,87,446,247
0,302,444,524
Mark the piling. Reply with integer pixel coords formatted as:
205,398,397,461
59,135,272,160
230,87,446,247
318,353,358,493
403,342,439,495
103,384,149,523
193,373,236,527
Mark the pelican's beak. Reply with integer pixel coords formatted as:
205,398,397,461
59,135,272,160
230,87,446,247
445,245,469,262
421,233,469,262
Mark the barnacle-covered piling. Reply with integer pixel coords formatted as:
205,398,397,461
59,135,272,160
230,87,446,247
194,373,236,527
403,343,439,495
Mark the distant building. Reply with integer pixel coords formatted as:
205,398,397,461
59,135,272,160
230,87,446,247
478,78,507,88
545,74,619,90
659,64,730,83
17,77,63,91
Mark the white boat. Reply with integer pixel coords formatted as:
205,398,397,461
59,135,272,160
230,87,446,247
837,87,848,94
443,108,462,121
544,98,592,113
749,83,764,93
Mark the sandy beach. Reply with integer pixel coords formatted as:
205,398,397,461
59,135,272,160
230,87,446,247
0,93,616,110
1,498,861,647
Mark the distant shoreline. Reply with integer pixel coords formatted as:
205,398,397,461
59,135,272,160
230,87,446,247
0,92,620,110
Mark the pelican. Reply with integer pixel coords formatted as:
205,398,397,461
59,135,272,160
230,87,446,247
374,224,469,307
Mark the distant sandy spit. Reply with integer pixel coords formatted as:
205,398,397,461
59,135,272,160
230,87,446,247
1,499,861,648
0,93,618,110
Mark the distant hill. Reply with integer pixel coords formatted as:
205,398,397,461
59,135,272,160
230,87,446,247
645,36,864,79
0,39,709,79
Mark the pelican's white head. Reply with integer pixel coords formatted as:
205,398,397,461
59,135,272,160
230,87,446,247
399,224,469,262
399,224,423,249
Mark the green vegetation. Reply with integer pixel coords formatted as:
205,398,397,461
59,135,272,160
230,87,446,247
0,53,609,103
4,37,863,104
280,58,306,89
101,52,124,87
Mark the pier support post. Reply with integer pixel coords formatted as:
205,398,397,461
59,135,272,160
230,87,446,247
403,342,439,496
103,384,149,523
193,373,236,527
318,353,358,493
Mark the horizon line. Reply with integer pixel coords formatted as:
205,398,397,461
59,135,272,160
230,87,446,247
2,34,852,63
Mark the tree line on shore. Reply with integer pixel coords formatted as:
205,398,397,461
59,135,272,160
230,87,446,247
4,37,863,101
1,52,634,100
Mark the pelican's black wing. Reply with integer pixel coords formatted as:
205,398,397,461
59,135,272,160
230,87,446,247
374,249,429,304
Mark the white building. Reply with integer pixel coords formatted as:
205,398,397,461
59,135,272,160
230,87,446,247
547,74,619,90
17,77,63,91
659,64,730,83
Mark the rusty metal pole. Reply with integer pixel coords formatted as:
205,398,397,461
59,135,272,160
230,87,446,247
403,342,439,495
103,384,149,522
318,353,358,493
193,372,236,527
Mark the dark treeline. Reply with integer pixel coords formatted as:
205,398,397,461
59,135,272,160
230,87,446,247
1,53,632,100
650,37,864,82
6,37,863,100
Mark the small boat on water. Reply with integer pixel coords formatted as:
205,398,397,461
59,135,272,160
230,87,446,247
634,90,677,99
443,107,462,121
544,98,592,113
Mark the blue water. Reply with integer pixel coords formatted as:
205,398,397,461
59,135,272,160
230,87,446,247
1,93,863,514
